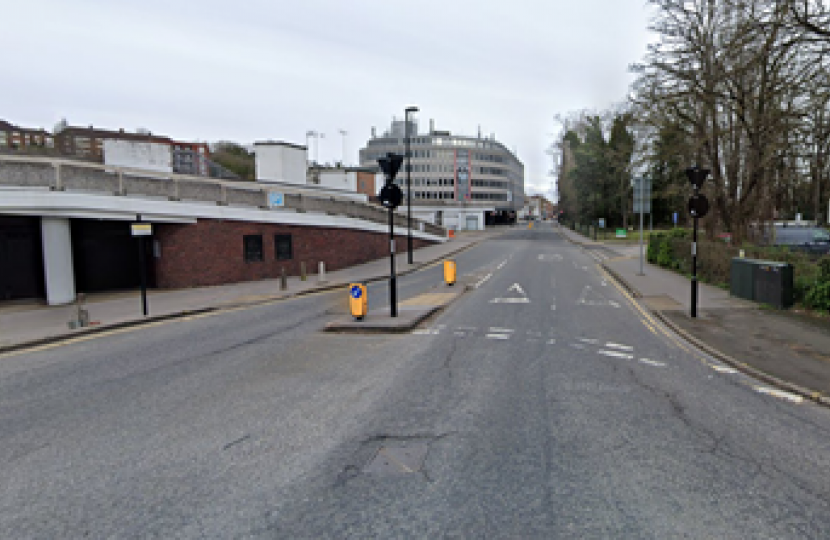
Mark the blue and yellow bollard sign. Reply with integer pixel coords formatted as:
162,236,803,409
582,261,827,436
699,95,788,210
349,283,367,320
443,260,457,286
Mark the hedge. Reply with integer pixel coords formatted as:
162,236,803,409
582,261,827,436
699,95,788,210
647,229,830,312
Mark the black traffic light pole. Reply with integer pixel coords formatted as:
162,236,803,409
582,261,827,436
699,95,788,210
686,166,710,319
377,153,404,318
388,205,397,317
691,186,699,318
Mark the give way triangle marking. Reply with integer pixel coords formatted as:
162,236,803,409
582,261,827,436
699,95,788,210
490,283,531,304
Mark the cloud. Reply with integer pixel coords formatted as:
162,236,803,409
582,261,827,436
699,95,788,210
1,0,654,180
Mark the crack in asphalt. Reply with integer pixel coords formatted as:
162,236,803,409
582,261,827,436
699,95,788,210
204,311,324,358
623,364,830,519
335,431,457,487
442,339,459,384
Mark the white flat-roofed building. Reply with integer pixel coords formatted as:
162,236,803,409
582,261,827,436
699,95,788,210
359,118,524,227
254,141,308,185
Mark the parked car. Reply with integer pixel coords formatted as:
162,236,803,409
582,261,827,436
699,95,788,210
772,226,830,255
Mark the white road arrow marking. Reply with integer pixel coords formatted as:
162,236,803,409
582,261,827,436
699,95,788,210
508,283,525,295
490,283,530,304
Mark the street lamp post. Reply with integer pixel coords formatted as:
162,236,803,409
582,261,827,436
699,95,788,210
405,106,418,264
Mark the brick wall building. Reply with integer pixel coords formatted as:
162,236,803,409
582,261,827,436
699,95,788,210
153,219,432,288
0,120,55,153
54,124,210,175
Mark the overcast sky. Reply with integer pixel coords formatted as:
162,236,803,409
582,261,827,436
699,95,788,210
3,0,655,197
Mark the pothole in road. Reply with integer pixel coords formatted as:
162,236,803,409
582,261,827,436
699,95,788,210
336,433,455,484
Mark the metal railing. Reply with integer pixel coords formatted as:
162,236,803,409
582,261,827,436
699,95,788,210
0,155,446,237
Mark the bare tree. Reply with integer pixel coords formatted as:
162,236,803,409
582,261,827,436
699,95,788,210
631,0,825,240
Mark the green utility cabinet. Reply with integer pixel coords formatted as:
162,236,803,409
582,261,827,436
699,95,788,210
754,262,794,309
730,258,793,309
730,258,757,301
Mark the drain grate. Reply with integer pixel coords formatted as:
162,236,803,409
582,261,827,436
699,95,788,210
362,442,429,475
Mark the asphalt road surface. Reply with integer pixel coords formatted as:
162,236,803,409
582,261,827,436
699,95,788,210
2,223,829,538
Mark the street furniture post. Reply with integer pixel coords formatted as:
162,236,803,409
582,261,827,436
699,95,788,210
444,260,457,286
686,166,710,318
377,153,404,317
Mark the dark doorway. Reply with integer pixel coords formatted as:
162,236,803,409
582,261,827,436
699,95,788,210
72,219,155,293
0,217,44,301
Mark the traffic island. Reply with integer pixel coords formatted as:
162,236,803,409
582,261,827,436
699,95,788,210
324,288,466,333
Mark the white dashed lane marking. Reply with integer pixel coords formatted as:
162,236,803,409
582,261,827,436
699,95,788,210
598,350,634,360
638,358,666,367
710,365,738,374
754,386,804,404
605,342,634,351
486,333,511,340
474,273,493,288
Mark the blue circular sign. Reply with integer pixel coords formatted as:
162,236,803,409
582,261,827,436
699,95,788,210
350,286,362,299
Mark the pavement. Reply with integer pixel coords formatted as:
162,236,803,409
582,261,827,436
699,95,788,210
0,228,503,353
558,225,830,406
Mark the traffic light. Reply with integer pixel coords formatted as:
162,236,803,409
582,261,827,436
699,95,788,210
378,153,403,183
377,153,404,209
685,166,709,190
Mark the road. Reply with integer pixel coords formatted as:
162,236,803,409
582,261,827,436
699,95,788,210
2,223,829,538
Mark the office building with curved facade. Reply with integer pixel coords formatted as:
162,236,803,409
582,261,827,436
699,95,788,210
359,119,524,229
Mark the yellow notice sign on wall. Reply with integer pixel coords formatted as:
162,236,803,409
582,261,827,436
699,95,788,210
131,223,153,236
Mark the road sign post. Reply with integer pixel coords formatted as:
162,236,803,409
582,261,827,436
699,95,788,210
349,283,367,320
686,166,710,318
633,177,652,276
130,215,152,317
377,153,404,317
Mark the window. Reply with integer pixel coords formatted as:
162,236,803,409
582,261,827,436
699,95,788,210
275,234,293,260
244,235,263,262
